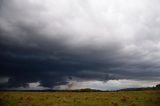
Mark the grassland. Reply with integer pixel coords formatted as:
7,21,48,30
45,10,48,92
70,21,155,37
0,90,160,106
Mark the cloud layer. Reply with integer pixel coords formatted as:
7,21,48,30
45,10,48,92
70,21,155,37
0,0,160,89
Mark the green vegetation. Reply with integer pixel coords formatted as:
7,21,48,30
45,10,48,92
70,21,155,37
0,90,160,106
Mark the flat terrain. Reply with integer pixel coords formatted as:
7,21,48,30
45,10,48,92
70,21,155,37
0,91,160,106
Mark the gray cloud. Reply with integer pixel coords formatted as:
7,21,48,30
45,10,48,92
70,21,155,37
0,0,160,89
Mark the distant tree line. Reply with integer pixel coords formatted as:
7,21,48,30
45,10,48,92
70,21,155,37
118,84,160,91
0,84,159,92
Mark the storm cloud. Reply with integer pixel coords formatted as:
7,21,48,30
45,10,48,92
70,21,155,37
0,0,160,90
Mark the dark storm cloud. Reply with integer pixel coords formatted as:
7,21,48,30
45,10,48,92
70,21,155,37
0,0,160,89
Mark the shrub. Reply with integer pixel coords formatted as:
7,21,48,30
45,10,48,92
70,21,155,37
121,97,127,102
111,102,118,106
156,84,160,88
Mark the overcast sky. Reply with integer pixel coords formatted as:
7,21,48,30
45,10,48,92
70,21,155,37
0,0,160,90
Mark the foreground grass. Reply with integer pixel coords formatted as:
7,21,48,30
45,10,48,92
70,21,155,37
0,91,160,106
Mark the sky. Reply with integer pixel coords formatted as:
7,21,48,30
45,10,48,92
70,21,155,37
0,0,160,90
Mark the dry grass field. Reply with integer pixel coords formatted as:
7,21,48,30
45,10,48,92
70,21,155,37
0,90,160,106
